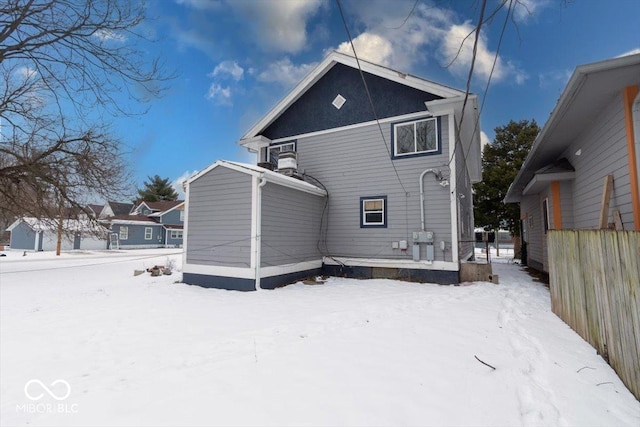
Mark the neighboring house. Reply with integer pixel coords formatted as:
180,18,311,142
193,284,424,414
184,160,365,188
183,51,482,291
505,54,640,272
99,201,134,219
6,218,108,251
104,200,185,249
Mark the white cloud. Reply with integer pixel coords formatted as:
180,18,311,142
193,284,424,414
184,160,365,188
210,60,244,81
441,21,527,85
228,0,325,53
336,33,394,67
171,170,199,199
206,83,232,105
330,2,525,85
512,0,550,23
617,48,640,58
15,66,38,81
93,29,126,42
480,130,490,150
256,57,318,87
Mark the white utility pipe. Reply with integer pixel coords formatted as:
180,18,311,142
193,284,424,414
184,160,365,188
419,169,440,231
254,176,268,291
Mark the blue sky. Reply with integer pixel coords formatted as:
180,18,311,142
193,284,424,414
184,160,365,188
113,0,639,197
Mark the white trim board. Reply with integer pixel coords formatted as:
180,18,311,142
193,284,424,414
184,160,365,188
182,260,322,279
187,160,326,197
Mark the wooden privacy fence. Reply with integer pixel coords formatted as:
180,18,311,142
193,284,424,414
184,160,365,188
547,230,640,400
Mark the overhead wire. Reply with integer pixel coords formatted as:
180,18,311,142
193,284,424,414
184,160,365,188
335,0,411,242
456,0,514,190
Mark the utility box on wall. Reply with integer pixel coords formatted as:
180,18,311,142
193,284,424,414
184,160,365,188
412,231,434,243
413,231,435,262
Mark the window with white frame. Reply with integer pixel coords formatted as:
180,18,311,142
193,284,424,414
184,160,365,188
542,198,550,234
170,230,183,239
393,117,438,157
360,196,387,228
179,210,184,221
144,227,153,240
119,226,128,240
268,141,296,167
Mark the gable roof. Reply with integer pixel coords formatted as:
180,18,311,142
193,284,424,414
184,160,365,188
88,204,103,216
107,201,134,216
240,51,464,143
145,200,184,212
188,160,327,197
505,53,640,202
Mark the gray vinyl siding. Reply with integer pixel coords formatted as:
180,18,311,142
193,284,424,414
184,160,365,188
521,194,544,269
296,116,454,262
260,182,325,267
113,223,163,246
560,93,634,229
9,222,35,250
560,181,574,229
187,167,252,267
456,136,475,259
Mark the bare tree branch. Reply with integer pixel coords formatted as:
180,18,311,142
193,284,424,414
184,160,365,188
0,0,172,235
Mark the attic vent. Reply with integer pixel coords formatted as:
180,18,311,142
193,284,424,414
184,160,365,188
332,94,346,110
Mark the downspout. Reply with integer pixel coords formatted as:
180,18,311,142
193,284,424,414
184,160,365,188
254,176,268,291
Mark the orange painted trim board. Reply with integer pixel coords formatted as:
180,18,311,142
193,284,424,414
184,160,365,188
623,85,640,230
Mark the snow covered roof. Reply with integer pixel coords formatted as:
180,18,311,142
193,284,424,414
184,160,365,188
6,217,108,233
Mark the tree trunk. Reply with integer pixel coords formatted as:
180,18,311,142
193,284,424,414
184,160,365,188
56,202,63,256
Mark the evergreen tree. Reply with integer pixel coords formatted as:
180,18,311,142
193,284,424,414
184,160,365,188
137,175,179,202
473,119,540,236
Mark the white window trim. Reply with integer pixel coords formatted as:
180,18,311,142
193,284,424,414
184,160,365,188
144,227,153,240
393,117,438,157
170,230,183,239
542,198,550,234
119,226,128,240
361,197,386,227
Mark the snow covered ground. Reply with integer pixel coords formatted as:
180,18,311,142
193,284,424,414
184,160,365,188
1,248,638,427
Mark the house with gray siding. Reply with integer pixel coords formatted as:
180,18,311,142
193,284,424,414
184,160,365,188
104,200,185,249
505,54,640,272
183,51,482,290
6,218,108,251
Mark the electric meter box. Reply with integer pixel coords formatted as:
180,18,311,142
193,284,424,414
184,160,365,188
412,231,434,243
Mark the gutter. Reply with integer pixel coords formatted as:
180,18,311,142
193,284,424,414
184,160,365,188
254,176,268,291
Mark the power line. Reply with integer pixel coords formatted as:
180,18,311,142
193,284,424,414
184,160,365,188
383,0,420,30
335,0,409,196
456,0,514,188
